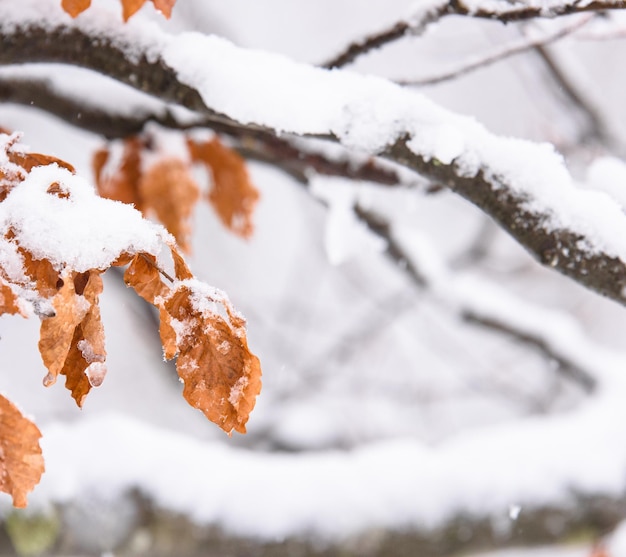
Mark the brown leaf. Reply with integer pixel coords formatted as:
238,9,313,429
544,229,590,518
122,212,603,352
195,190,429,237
139,158,200,253
152,0,175,17
158,308,178,360
0,279,24,317
170,244,193,281
93,138,142,208
124,253,168,305
8,152,75,174
0,394,45,508
61,0,174,19
163,283,262,434
121,0,147,21
17,247,61,300
61,0,91,17
188,138,259,239
60,327,92,407
39,272,88,388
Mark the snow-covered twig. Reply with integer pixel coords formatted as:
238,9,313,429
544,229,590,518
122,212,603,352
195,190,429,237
323,0,626,68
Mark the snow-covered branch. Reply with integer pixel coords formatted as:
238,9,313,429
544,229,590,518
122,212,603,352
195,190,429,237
3,7,626,306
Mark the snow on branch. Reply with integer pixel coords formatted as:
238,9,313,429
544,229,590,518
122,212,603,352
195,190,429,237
0,72,407,187
3,5,626,305
324,0,626,69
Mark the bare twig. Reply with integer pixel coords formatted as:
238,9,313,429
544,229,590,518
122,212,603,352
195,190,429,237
532,44,615,148
398,15,593,86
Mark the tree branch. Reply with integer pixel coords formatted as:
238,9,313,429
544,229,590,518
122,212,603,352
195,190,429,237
384,138,626,306
354,204,597,392
397,15,593,86
3,15,626,308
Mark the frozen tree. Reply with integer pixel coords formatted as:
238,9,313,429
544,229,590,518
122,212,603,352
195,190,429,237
2,0,626,555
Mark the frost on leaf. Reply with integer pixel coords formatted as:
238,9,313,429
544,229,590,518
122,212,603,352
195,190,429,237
188,137,260,239
164,282,262,434
61,0,176,20
0,395,44,508
125,246,262,434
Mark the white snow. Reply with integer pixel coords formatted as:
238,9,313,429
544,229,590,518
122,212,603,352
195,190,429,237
311,177,387,265
0,164,166,272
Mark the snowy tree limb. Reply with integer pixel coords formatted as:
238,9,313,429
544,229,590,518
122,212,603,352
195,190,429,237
0,74,406,186
3,15,626,307
384,138,626,306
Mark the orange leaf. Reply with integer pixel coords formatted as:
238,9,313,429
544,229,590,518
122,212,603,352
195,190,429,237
0,395,45,508
93,139,142,208
8,151,75,174
122,0,147,21
152,0,175,17
188,138,259,239
61,0,175,19
60,271,106,406
139,158,200,253
61,0,91,17
17,246,62,300
170,244,193,281
38,271,89,388
159,307,178,360
60,327,93,408
163,283,262,434
0,279,24,317
124,253,168,305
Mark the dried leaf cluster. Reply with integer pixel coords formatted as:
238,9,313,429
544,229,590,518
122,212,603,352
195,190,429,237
94,133,260,252
61,0,176,20
0,132,261,507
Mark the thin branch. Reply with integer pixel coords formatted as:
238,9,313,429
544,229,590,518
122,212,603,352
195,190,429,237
324,0,626,69
323,3,450,69
354,204,597,392
532,43,615,148
397,15,593,86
